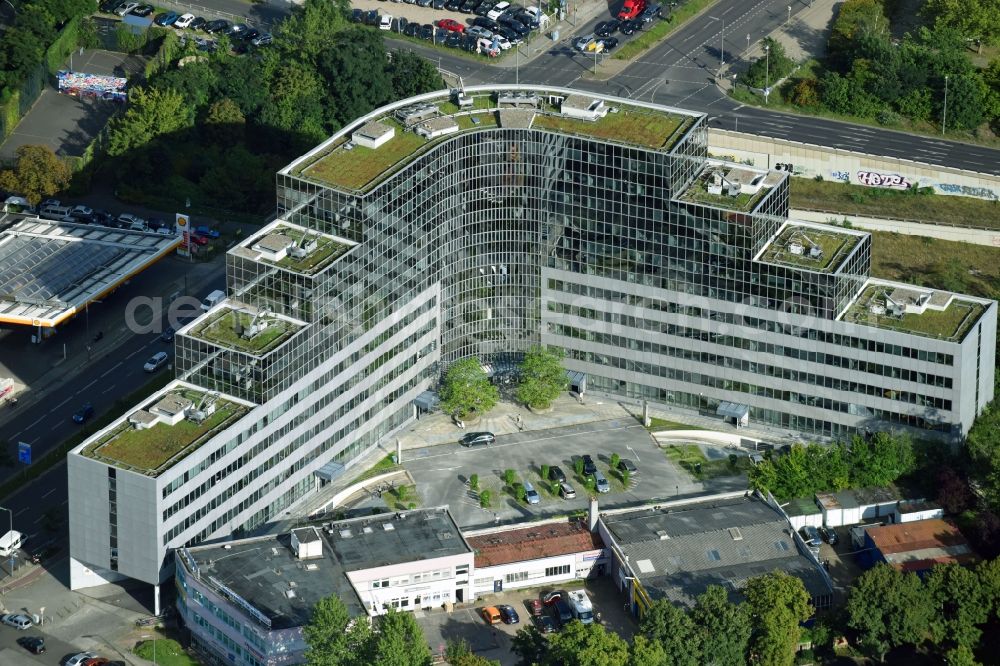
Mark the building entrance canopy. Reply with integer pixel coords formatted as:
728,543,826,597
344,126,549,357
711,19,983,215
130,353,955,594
717,401,750,427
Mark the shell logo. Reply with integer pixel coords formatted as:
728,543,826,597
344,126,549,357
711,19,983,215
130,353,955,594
176,214,189,227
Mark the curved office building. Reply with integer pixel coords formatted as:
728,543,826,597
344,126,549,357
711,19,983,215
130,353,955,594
69,87,995,622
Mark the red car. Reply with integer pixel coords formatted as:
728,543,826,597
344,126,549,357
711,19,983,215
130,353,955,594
617,0,645,20
436,18,465,32
189,233,209,246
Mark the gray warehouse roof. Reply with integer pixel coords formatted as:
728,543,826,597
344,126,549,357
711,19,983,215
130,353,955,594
602,496,832,607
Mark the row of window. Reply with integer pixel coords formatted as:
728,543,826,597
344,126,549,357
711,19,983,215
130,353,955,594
370,567,454,590
189,610,263,666
502,563,572,585
546,278,957,366
549,322,953,411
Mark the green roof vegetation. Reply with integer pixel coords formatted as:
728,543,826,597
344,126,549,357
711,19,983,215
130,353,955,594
842,284,985,341
262,226,351,274
678,170,772,212
759,225,863,273
531,107,689,150
302,119,426,191
192,308,300,354
83,391,249,475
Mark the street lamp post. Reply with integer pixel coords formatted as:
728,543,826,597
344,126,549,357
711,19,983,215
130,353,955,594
708,15,724,74
746,32,750,51
787,5,791,23
764,42,770,105
942,74,949,136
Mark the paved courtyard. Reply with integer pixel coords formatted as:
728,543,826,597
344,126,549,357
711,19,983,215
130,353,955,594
400,417,746,529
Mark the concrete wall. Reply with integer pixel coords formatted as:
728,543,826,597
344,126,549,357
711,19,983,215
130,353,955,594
472,548,607,596
708,129,1000,201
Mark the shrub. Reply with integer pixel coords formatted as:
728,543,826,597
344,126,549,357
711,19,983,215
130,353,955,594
610,453,620,470
621,468,631,486
790,78,821,107
515,483,527,502
479,490,491,508
573,458,585,476
503,469,517,487
729,453,739,467
469,474,479,491
540,464,550,482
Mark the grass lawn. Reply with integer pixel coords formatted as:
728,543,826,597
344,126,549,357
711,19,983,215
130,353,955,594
270,227,351,273
439,95,497,115
759,225,861,272
789,178,1000,229
348,454,401,486
456,112,499,130
136,638,198,666
532,108,688,150
193,309,298,353
869,231,1000,301
842,283,985,341
384,483,420,511
304,120,427,191
679,171,770,211
664,444,748,480
90,404,239,472
646,417,706,432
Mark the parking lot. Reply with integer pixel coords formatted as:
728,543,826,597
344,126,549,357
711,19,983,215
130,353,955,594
416,577,633,665
402,418,717,529
0,49,146,163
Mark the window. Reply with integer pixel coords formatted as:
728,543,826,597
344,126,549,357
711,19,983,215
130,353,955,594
505,571,529,583
456,564,469,576
371,579,389,589
545,564,571,577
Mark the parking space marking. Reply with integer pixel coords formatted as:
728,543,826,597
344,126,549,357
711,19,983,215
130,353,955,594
626,444,641,462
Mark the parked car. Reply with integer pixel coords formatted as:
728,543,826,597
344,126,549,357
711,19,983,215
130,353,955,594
173,13,196,28
404,22,421,36
437,18,465,32
82,659,110,666
748,451,765,466
115,2,139,16
487,0,510,19
535,614,556,634
472,15,498,30
541,590,564,606
594,469,610,493
16,636,45,654
131,3,153,16
467,25,492,39
599,36,619,52
617,458,638,474
416,0,433,6
480,606,502,624
818,526,839,545
574,33,597,51
548,465,566,483
379,14,393,30
251,31,272,46
99,0,124,12
581,454,597,476
799,525,823,549
498,604,520,624
446,0,463,9
203,19,230,33
433,0,446,8
461,431,495,447
528,598,543,617
190,233,210,246
638,2,661,22
160,326,175,342
620,19,639,34
498,25,522,44
493,33,511,49
419,23,435,39
514,9,539,27
143,351,169,373
552,599,573,626
595,19,620,36
617,0,645,21
65,653,100,666
153,11,179,26
72,403,94,424
351,8,364,22
460,0,478,11
474,0,494,16
0,613,32,630
117,213,145,230
499,16,529,35
189,16,206,29
445,32,463,47
559,482,576,499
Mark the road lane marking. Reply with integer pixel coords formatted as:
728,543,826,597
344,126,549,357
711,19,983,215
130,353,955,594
102,384,117,394
26,417,45,430
125,347,144,360
101,361,122,378
41,489,54,499
50,422,62,432
79,379,98,393
53,398,71,410
14,508,27,517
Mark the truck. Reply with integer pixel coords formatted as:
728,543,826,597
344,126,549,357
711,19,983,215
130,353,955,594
0,530,24,558
617,0,646,21
567,590,594,624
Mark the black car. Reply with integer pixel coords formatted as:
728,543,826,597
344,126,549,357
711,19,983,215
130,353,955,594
473,1,494,16
99,0,122,11
582,454,597,476
818,526,839,545
595,19,620,36
499,16,529,35
16,637,45,655
203,19,229,33
434,27,449,43
433,0,446,7
404,22,421,36
549,465,566,483
498,604,520,624
498,25,522,44
460,0,478,12
536,614,556,633
243,28,260,42
160,326,175,342
472,16,499,30
365,10,380,25
462,33,479,51
394,17,408,32
445,32,463,47
92,210,115,227
514,10,539,28
600,36,619,51
620,19,640,34
461,431,495,447
552,599,573,627
638,3,662,22
351,8,364,22
131,3,154,16
617,458,638,474
189,16,206,29
420,23,435,39
446,0,462,9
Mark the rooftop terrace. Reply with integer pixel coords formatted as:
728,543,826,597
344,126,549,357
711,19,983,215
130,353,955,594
81,384,251,476
189,306,304,355
758,223,864,273
841,281,987,342
678,164,782,212
287,87,698,193
250,224,353,275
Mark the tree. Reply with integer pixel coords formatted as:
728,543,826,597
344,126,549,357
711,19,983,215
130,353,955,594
944,644,982,666
629,635,667,666
202,97,245,145
743,38,794,89
318,28,395,127
479,489,492,508
504,469,517,487
107,86,195,157
846,564,933,660
516,346,568,410
440,357,498,418
511,625,547,666
304,595,372,666
610,453,621,471
743,571,811,666
387,49,445,98
546,621,630,666
966,395,1000,510
923,0,1000,48
370,609,432,666
639,599,701,666
0,145,72,205
848,432,915,488
925,563,988,650
689,585,751,666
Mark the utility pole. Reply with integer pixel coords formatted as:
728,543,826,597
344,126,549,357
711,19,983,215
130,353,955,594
942,74,949,136
708,15,724,75
764,42,770,105
746,32,750,51
787,5,791,23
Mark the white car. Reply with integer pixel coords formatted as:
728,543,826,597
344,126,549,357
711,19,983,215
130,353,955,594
71,204,93,217
487,0,510,19
144,351,169,372
493,34,511,49
66,653,100,666
379,14,392,30
115,1,139,15
0,613,31,630
174,13,196,29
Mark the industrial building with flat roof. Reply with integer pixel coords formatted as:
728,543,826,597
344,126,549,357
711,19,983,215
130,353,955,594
69,85,994,615
857,518,975,573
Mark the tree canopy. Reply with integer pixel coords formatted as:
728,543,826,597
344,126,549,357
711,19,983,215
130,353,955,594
304,598,431,666
440,357,499,418
516,346,568,410
743,571,812,666
0,144,73,205
846,564,934,660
